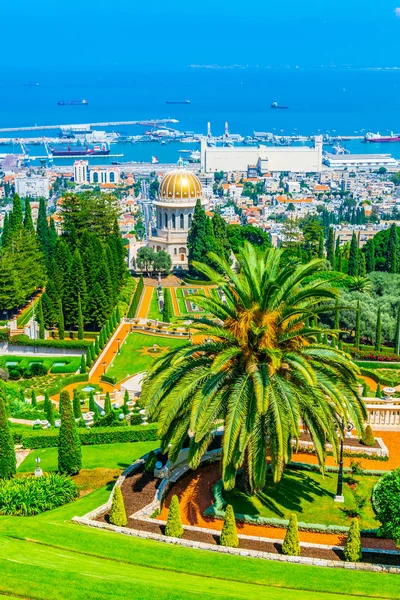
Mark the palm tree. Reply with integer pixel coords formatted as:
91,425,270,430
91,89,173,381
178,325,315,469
141,245,366,494
348,276,372,294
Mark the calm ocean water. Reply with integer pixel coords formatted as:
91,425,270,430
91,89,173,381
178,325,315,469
1,65,400,163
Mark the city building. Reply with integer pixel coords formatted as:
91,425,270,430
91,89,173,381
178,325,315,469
73,161,120,185
200,137,323,173
15,173,50,199
323,153,398,170
147,168,207,270
74,160,88,184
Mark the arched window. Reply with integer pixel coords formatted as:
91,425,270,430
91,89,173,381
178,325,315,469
157,246,161,252
158,212,162,228
180,213,184,229
93,172,99,183
188,213,192,228
164,213,168,228
179,247,186,254
109,171,115,183
172,214,176,229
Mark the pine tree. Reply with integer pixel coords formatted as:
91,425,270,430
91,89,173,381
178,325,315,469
0,389,17,478
80,354,86,374
282,513,300,556
374,306,382,352
63,248,87,329
23,198,34,233
109,486,127,526
358,251,366,277
58,300,65,340
317,230,324,259
187,200,209,276
344,518,362,562
123,389,129,415
220,504,239,548
104,392,112,414
10,194,23,235
36,197,50,258
365,239,375,273
36,298,45,340
348,232,359,276
77,295,84,340
31,390,37,408
385,223,398,273
165,494,183,538
73,389,82,419
1,212,10,247
335,236,341,271
394,306,400,355
326,227,335,269
58,390,82,475
354,299,361,350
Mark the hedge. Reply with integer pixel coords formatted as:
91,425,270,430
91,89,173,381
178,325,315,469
351,349,400,362
10,335,91,350
50,365,79,374
100,374,117,385
0,328,10,342
18,423,158,449
127,276,143,318
46,374,89,396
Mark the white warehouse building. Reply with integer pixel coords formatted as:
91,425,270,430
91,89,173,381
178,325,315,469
200,137,323,173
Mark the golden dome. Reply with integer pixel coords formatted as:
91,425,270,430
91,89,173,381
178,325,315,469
159,169,202,203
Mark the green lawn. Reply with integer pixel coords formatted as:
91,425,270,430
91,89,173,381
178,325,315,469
147,288,163,320
106,332,187,382
224,469,380,529
16,299,37,327
18,441,158,473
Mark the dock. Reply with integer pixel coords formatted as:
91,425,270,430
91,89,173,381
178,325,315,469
0,119,179,133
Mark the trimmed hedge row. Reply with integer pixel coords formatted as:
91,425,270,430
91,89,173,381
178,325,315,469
18,423,158,449
46,374,89,396
101,374,117,385
9,335,91,350
127,276,143,318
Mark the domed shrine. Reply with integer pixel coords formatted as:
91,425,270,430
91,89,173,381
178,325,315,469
148,168,207,270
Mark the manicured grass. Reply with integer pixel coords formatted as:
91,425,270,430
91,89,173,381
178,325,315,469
16,300,36,327
106,332,186,382
147,288,163,320
0,355,80,373
175,287,210,317
18,441,159,473
224,469,380,529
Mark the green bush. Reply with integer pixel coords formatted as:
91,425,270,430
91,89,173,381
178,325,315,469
372,468,400,541
127,276,143,318
58,390,82,475
0,391,16,478
165,494,183,538
10,334,91,350
104,392,112,414
344,518,362,562
144,450,158,473
220,504,239,548
30,363,48,376
362,425,375,447
101,375,117,385
0,473,78,516
19,423,158,449
282,513,300,556
109,486,127,526
51,365,79,374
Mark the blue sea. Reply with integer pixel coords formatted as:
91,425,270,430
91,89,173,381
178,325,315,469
1,65,400,164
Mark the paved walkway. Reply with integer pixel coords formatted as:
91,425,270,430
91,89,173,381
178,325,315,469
137,286,153,319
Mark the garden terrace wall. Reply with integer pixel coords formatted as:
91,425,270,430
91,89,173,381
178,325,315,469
18,423,158,449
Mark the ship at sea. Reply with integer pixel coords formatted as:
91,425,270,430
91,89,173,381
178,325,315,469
57,99,88,106
49,143,110,156
271,101,288,109
166,100,190,104
364,131,400,143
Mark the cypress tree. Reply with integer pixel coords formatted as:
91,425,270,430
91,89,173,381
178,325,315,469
362,424,375,447
89,391,98,414
123,389,129,415
73,389,82,419
187,199,209,276
80,354,86,374
335,235,341,271
1,212,10,247
348,232,359,276
77,295,84,340
220,504,239,548
99,329,105,350
376,382,382,398
23,198,34,233
94,337,100,356
36,197,50,257
104,392,112,414
109,486,127,526
334,298,340,331
385,223,398,273
10,194,23,235
344,518,362,562
282,513,300,556
212,212,231,262
327,227,335,268
58,300,65,340
354,299,361,350
358,251,366,277
0,389,17,478
31,390,37,408
45,392,55,426
337,249,343,273
86,344,92,368
58,390,82,475
317,230,324,259
374,306,382,352
395,305,400,355
165,494,183,538
115,305,121,322
37,298,45,340
365,238,375,273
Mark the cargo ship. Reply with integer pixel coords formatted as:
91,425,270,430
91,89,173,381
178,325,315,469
166,100,190,104
271,101,288,109
364,131,400,143
57,99,88,106
49,143,110,156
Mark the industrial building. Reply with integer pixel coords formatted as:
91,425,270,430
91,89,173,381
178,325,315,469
14,173,50,199
200,137,323,174
323,153,398,170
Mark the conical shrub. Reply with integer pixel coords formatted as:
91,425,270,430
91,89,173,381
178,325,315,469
165,494,183,538
344,518,362,562
376,383,381,398
362,424,375,447
220,504,239,548
73,389,82,419
0,390,16,478
109,486,127,526
104,392,112,414
58,390,82,475
31,390,37,408
282,513,300,556
45,392,55,426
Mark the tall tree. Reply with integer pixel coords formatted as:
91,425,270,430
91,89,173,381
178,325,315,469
385,223,398,273
326,227,335,269
212,213,231,262
358,251,366,277
141,245,366,494
0,387,16,478
395,305,400,355
10,194,23,236
187,200,209,276
375,306,382,352
36,197,50,258
36,298,45,340
348,232,359,276
334,235,341,271
1,213,10,247
23,198,34,233
58,390,82,475
317,230,325,259
77,295,84,340
364,238,375,273
354,299,360,349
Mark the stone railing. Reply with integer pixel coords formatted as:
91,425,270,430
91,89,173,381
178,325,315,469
365,400,400,430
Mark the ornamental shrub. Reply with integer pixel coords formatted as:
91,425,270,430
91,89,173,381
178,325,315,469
30,362,48,376
165,494,183,538
362,425,375,447
31,390,37,408
109,486,127,526
144,450,157,473
373,468,400,541
0,391,16,478
0,473,78,516
344,518,362,562
220,504,239,548
58,390,82,475
46,395,55,427
376,383,382,397
104,392,112,414
73,389,82,419
282,513,300,556
80,354,86,374
362,382,368,397
89,391,98,414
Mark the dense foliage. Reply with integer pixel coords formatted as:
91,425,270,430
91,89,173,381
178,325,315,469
0,387,16,479
373,469,400,541
0,473,78,516
58,390,82,475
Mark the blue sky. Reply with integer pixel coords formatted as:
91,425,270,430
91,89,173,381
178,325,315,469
4,0,400,67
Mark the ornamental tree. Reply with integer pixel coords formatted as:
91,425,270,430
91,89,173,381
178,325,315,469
58,390,82,475
220,504,239,548
282,513,300,556
373,468,400,541
0,389,16,478
344,518,362,562
109,486,127,527
165,494,183,538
